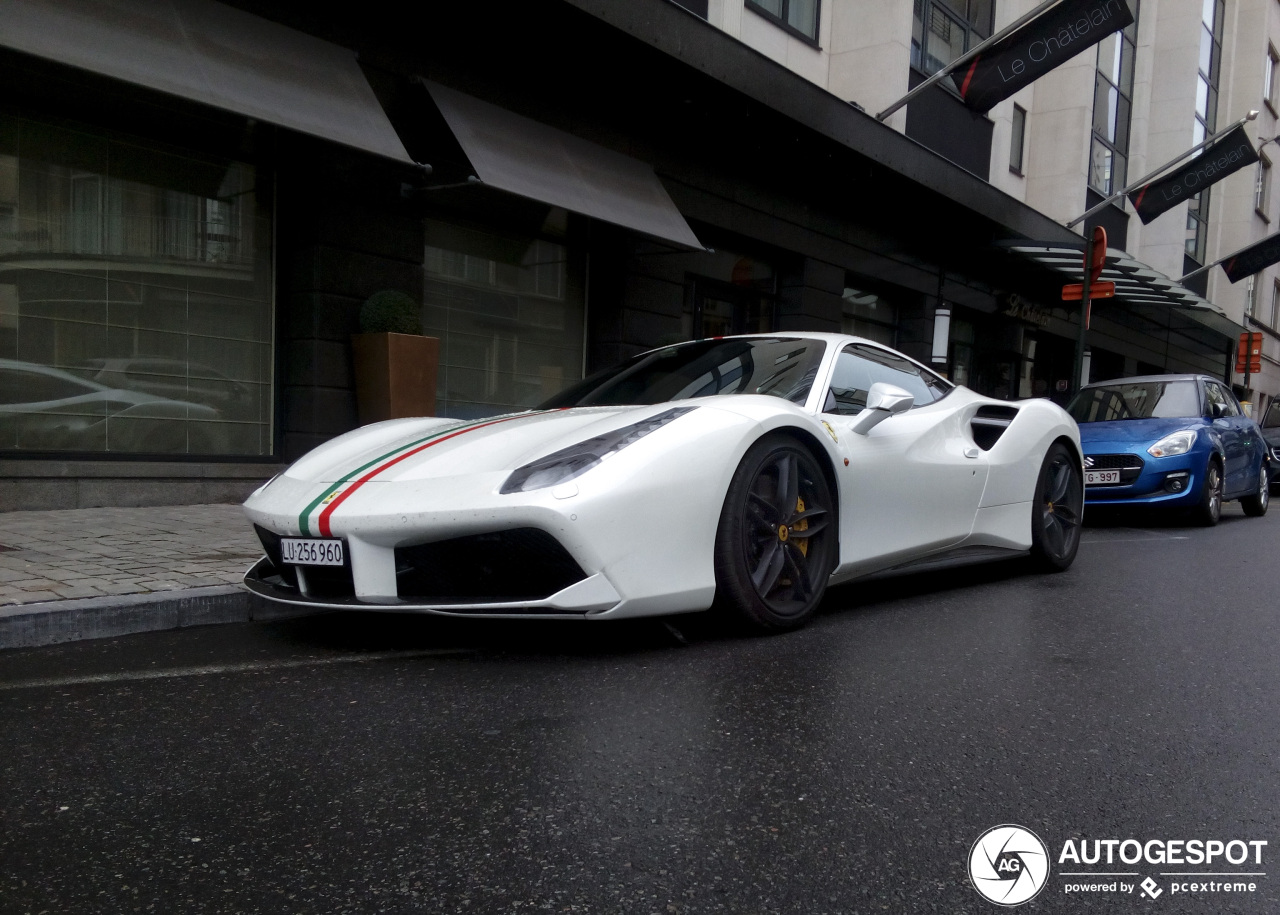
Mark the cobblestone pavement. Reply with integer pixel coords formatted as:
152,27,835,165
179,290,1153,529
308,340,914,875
0,505,260,605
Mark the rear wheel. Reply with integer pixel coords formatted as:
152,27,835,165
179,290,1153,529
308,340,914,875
713,435,836,632
1193,458,1223,526
1241,462,1270,517
1029,442,1083,572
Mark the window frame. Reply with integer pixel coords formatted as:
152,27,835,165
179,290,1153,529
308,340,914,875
1088,5,1140,197
911,0,994,79
1257,154,1272,222
1187,0,1225,262
822,342,953,417
1010,104,1027,176
1267,44,1280,114
744,0,822,47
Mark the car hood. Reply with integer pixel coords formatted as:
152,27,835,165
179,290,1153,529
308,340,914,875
282,404,706,484
1078,417,1203,447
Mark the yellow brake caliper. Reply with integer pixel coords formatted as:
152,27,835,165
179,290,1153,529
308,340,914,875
793,497,808,557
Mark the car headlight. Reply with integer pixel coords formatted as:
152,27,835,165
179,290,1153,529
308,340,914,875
500,407,696,494
1147,430,1197,458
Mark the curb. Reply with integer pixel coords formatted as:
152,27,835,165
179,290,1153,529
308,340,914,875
0,585,317,650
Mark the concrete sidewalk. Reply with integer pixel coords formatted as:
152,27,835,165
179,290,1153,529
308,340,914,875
0,504,301,650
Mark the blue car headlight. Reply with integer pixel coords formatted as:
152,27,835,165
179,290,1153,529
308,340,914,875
1147,430,1197,458
500,407,696,494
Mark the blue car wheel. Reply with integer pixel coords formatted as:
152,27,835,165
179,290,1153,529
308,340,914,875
1193,458,1223,526
1241,462,1270,517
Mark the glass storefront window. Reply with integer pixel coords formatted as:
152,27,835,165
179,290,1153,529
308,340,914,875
841,284,897,347
0,113,273,456
423,218,584,418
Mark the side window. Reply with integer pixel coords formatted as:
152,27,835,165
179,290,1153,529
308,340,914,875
1214,383,1241,417
1203,382,1233,417
824,345,950,415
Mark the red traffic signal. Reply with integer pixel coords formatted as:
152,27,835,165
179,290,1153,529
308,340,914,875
1236,331,1263,374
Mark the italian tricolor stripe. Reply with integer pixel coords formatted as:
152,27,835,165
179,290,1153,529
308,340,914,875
298,412,547,537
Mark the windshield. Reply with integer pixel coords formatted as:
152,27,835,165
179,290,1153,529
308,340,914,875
1067,380,1201,422
538,337,827,408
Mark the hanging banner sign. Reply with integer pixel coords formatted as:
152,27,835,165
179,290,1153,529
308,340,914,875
1128,124,1260,224
951,0,1135,112
1221,230,1280,283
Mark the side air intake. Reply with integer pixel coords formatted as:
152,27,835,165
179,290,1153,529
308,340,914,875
970,405,1020,451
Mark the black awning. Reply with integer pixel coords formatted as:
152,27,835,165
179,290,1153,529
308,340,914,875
0,0,415,165
423,80,704,250
1001,241,1243,340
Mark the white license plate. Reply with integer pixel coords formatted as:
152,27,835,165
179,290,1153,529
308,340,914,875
280,538,345,566
1085,469,1121,485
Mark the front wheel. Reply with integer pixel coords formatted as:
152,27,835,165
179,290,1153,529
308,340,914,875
1193,458,1223,526
713,435,836,633
1240,462,1270,517
1029,442,1083,572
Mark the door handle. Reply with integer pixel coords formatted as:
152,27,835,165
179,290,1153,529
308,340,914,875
964,446,981,459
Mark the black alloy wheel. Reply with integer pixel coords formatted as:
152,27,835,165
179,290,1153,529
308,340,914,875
1030,442,1084,572
1194,458,1223,526
714,435,836,632
1241,462,1270,517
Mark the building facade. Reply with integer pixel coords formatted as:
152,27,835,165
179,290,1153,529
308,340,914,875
711,0,1279,408
0,0,1260,509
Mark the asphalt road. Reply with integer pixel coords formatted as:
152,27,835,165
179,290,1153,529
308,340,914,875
1,504,1277,914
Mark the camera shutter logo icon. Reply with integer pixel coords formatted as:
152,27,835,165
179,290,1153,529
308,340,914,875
968,824,1050,906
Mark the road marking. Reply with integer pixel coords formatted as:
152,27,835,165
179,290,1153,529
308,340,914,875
0,648,472,692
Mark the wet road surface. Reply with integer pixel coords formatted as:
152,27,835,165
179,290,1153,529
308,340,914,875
2,505,1277,913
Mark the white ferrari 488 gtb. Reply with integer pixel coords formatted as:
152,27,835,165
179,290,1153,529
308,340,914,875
244,333,1083,631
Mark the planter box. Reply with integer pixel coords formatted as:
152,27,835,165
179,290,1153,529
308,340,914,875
351,332,440,424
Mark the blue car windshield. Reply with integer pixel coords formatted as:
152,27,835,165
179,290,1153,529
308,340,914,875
1067,381,1201,422
537,337,827,408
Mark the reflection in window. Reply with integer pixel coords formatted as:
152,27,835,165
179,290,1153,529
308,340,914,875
841,284,897,347
1187,0,1224,262
1089,4,1139,195
1267,45,1280,109
1066,381,1201,421
1010,104,1027,175
540,337,825,408
424,219,583,418
0,114,273,456
745,0,820,42
1256,156,1272,218
912,0,992,75
824,344,951,415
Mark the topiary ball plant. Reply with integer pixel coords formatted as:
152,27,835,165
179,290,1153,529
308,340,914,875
359,290,423,335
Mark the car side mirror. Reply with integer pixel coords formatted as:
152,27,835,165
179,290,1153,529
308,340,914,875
1210,402,1225,419
849,382,914,435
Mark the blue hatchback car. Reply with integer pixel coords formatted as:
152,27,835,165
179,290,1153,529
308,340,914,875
1066,374,1270,525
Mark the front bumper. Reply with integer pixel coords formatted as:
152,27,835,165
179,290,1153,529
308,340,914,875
1083,449,1204,507
243,554,624,617
241,436,733,620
